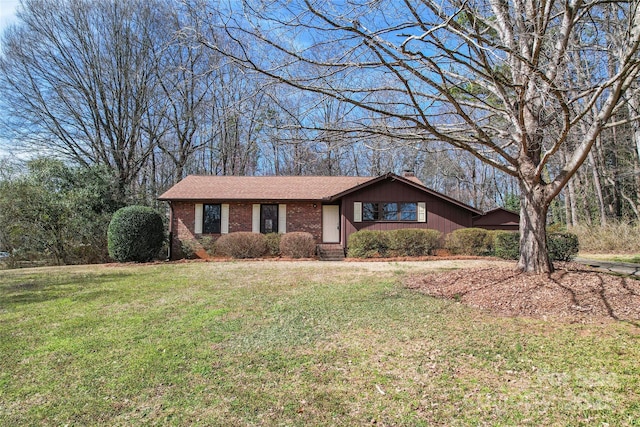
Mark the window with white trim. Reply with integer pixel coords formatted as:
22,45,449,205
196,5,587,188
362,202,419,221
203,204,221,233
260,204,279,234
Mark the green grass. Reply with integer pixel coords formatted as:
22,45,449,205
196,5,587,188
579,253,640,264
608,254,640,264
1,261,639,426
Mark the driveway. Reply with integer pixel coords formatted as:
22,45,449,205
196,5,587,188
574,257,640,277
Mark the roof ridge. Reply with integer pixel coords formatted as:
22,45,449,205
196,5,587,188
184,174,374,179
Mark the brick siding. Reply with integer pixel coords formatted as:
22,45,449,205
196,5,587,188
169,201,197,258
169,201,322,259
286,203,322,241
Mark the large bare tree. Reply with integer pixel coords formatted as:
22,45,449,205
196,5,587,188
195,0,640,273
0,0,168,201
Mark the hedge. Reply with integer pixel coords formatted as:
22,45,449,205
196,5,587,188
347,228,441,258
214,232,267,259
347,230,390,258
388,228,441,256
264,233,282,257
493,231,520,260
493,231,580,262
548,232,580,261
279,232,316,258
445,228,494,256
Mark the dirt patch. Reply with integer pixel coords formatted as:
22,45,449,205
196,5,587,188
344,255,488,262
405,262,640,324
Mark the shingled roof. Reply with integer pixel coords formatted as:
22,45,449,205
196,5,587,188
158,175,379,201
158,173,482,214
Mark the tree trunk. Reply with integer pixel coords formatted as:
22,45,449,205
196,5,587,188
564,187,572,227
518,184,553,274
588,146,607,225
566,176,578,226
628,90,640,217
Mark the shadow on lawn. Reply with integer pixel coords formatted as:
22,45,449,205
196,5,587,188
405,265,640,325
549,270,640,327
0,272,133,307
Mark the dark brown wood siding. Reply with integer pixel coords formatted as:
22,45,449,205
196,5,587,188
473,209,520,231
340,179,474,244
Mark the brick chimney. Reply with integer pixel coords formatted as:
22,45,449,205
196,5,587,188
402,169,415,177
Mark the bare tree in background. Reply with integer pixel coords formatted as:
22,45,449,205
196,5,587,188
194,0,640,273
154,8,216,183
0,0,171,201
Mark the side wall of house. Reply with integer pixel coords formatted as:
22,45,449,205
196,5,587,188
171,201,196,258
169,201,321,259
340,180,474,245
472,210,520,231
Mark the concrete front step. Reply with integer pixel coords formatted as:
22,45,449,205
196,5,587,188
317,244,345,261
319,255,345,261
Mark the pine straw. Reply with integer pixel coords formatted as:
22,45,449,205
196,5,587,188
405,262,640,324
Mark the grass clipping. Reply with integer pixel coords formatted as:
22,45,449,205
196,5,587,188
405,262,640,323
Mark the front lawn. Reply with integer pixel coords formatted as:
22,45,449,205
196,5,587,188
1,260,639,425
579,252,640,264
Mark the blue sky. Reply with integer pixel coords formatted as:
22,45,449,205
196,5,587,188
0,0,19,35
0,1,19,158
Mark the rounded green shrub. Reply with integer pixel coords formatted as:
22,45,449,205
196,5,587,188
388,228,441,256
347,230,389,258
492,231,579,262
279,232,316,258
180,239,198,259
214,232,267,259
199,236,217,256
494,231,520,260
548,232,579,261
107,205,165,262
264,233,282,256
445,228,493,256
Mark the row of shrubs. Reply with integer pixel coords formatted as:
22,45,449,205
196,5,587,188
444,228,579,261
182,231,317,259
106,205,578,263
347,229,441,258
346,227,579,261
105,205,319,262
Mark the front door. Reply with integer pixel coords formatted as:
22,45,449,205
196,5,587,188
322,205,340,243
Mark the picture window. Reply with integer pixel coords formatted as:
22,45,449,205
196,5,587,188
362,202,417,221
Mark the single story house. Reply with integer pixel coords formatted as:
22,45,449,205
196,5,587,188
158,172,518,259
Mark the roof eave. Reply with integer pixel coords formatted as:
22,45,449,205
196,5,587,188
325,172,395,201
157,197,323,203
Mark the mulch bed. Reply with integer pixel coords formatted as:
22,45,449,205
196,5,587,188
405,262,640,324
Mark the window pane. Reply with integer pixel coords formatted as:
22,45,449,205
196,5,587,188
382,203,398,220
361,202,419,221
400,203,417,221
261,204,278,234
203,204,221,233
363,203,377,221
